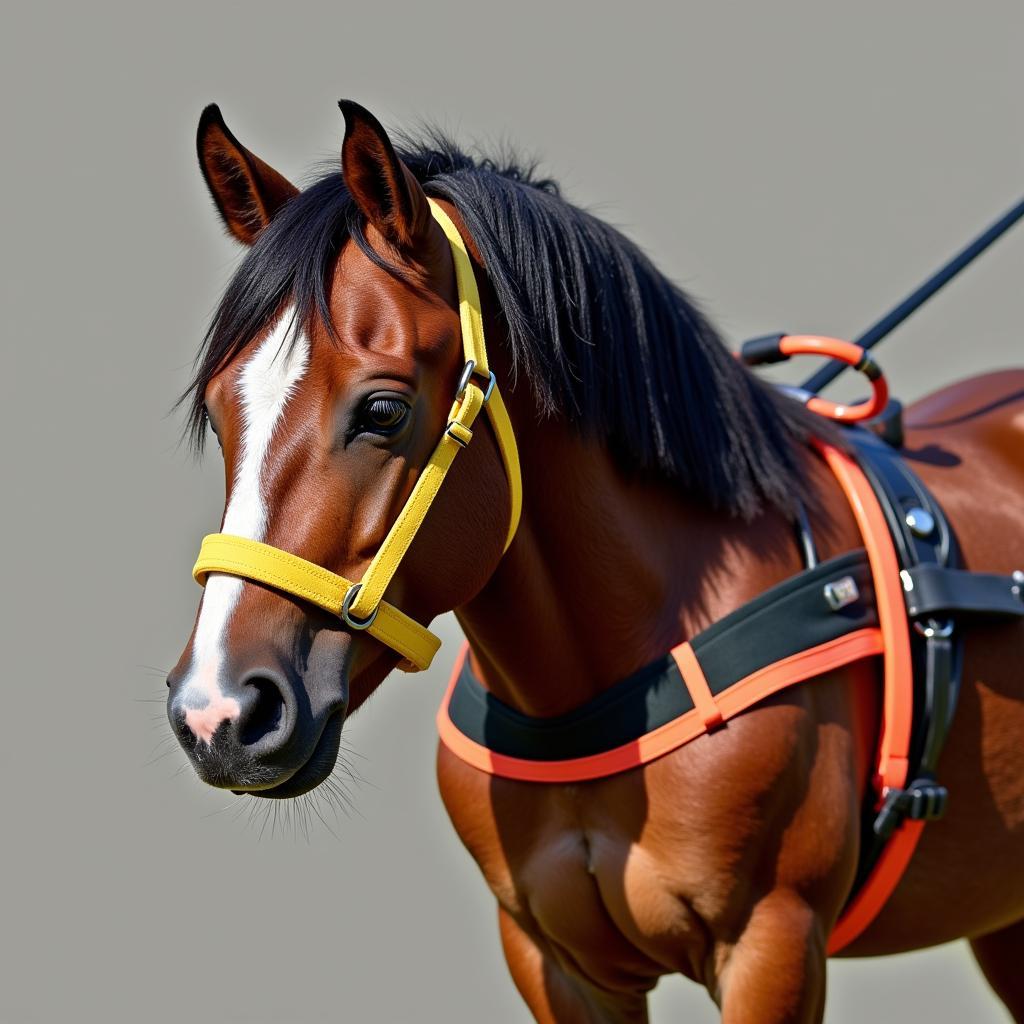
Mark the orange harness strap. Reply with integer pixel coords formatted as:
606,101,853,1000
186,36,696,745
817,441,921,953
671,643,724,731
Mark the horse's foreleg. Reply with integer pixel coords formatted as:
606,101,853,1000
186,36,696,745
716,890,827,1024
497,906,650,1024
970,917,1024,1022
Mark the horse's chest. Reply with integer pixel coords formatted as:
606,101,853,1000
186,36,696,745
511,821,714,983
438,750,717,984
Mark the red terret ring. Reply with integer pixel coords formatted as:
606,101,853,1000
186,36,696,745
740,334,889,423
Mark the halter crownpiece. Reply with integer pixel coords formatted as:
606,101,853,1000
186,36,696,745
192,199,522,672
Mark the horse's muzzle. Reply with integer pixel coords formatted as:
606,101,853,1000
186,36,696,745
166,662,342,795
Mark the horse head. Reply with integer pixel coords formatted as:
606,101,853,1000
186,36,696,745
166,102,511,797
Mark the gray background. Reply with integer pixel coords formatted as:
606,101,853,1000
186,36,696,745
2,1,1021,1021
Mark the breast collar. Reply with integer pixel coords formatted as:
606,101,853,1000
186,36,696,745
439,440,909,789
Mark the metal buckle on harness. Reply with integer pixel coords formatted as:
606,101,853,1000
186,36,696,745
873,778,949,840
456,359,496,404
912,617,954,639
901,572,957,639
824,575,860,611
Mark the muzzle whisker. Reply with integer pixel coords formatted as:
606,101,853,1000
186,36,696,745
255,799,274,841
143,745,181,769
333,753,374,789
201,798,240,820
323,775,363,820
230,795,253,826
306,792,342,842
241,795,261,834
297,796,313,844
338,738,370,762
318,778,349,821
336,755,372,792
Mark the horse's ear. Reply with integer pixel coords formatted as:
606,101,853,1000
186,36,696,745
339,99,432,251
196,104,298,246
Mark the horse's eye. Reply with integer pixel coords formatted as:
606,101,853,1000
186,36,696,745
360,395,410,435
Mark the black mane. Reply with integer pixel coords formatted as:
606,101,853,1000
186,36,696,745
183,130,824,518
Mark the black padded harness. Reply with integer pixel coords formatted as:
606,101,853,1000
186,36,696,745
449,550,877,762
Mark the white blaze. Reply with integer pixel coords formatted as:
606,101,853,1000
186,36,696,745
178,311,310,737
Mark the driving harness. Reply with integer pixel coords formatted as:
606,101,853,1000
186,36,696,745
189,200,1024,954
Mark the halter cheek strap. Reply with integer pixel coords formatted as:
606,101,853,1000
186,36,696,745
191,199,522,672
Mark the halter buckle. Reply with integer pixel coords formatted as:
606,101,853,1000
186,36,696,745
340,584,379,630
456,359,496,404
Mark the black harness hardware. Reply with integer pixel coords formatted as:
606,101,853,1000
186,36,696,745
901,564,1024,620
874,780,950,841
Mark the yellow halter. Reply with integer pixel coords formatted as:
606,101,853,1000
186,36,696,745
192,199,522,672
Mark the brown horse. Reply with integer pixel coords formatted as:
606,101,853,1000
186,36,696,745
166,100,1024,1022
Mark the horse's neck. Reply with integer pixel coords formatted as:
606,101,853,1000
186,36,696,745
456,414,863,717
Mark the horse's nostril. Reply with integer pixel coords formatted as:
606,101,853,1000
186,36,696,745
238,675,287,746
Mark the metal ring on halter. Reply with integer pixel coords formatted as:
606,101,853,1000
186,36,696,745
340,584,379,630
455,359,476,399
478,371,497,403
456,359,497,404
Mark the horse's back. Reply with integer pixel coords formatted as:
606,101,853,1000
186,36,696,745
905,367,1024,459
903,368,1024,572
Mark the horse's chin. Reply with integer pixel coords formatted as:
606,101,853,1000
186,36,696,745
232,710,345,800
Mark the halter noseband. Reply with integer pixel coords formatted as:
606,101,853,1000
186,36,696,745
191,199,522,672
